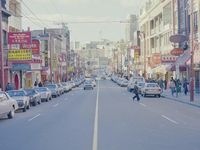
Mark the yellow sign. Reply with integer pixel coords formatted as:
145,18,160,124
8,49,32,61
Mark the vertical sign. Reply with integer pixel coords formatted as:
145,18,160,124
44,40,48,67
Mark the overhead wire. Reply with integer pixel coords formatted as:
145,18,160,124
14,3,45,29
21,0,50,28
48,0,63,22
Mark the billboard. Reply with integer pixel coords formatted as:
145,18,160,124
20,39,40,55
8,32,31,44
8,49,32,61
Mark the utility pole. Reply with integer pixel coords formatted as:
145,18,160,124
190,0,194,102
140,31,146,79
0,2,5,91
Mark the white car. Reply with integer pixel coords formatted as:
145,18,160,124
127,76,145,92
7,90,30,112
141,83,162,97
0,91,18,119
35,87,52,101
84,80,94,90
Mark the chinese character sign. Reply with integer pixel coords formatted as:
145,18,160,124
8,32,31,44
8,49,32,61
20,39,40,55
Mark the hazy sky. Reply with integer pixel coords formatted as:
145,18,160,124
22,0,145,42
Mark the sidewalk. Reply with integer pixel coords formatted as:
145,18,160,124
162,89,200,108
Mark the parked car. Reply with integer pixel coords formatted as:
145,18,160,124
61,82,71,92
34,87,52,101
57,83,64,94
119,79,129,87
136,82,146,94
141,83,162,97
84,80,94,90
7,90,30,112
24,89,41,106
0,91,18,119
45,84,60,97
127,76,145,92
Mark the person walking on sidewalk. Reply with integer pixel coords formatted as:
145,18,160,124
169,77,176,96
132,82,140,101
183,79,189,95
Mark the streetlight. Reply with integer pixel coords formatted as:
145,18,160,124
140,31,146,79
189,0,195,102
0,2,4,91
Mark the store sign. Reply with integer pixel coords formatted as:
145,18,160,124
161,55,177,63
58,54,67,62
170,48,184,56
43,40,49,67
20,39,40,55
12,64,31,71
170,34,187,43
8,32,31,44
152,53,161,65
8,49,32,61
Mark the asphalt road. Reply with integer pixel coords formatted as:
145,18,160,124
0,80,200,150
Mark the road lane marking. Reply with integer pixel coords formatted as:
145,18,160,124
53,103,59,107
161,115,178,125
139,103,147,107
92,80,99,150
28,114,41,122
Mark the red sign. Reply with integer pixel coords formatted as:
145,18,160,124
170,48,184,56
20,39,40,55
58,53,67,62
8,32,31,44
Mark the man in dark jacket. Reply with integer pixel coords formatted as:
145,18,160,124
132,82,140,101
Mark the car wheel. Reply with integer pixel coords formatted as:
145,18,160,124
23,106,27,112
33,100,37,106
38,99,41,104
27,103,30,110
8,108,15,119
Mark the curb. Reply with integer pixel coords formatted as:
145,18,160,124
161,95,200,108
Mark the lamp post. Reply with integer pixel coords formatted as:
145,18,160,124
140,31,146,79
0,2,5,91
190,0,195,102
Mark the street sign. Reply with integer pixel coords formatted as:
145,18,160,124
170,48,184,56
170,34,187,43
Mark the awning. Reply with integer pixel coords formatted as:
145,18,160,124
166,64,187,72
175,50,191,65
152,64,171,74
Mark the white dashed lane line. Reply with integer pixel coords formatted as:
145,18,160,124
161,115,179,125
28,114,41,122
139,103,147,107
53,103,59,107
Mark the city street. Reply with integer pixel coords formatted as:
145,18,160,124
0,80,200,150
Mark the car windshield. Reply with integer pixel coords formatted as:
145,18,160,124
7,91,26,97
25,89,36,95
138,83,145,87
147,84,159,88
46,85,56,89
35,88,47,92
85,81,92,84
